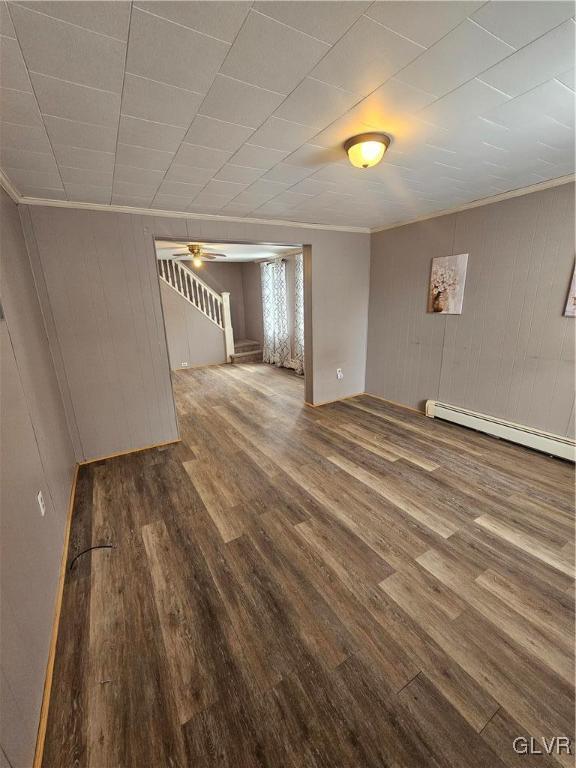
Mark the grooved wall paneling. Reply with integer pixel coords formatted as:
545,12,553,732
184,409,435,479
160,280,226,370
366,182,575,437
25,206,370,459
0,190,75,767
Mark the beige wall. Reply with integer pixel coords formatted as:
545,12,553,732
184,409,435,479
0,190,75,767
366,182,575,437
160,280,226,370
242,261,263,343
24,206,370,459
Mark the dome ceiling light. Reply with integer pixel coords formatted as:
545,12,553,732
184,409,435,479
344,133,391,169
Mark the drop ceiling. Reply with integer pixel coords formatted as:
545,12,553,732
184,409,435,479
0,0,574,230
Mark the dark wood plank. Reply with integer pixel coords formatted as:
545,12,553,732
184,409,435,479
44,364,575,768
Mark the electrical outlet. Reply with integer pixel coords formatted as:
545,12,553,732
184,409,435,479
37,490,46,517
181,362,189,368
336,368,344,380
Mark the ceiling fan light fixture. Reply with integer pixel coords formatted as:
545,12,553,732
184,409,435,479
192,255,203,268
344,133,391,169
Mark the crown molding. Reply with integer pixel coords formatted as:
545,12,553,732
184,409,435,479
2,170,573,236
0,169,21,204
369,174,575,234
11,194,371,233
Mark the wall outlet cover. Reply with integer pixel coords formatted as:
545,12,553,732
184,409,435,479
37,490,46,516
336,368,344,380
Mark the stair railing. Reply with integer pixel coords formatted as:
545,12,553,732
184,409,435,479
158,259,234,362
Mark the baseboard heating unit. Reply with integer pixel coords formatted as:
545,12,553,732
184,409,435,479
425,400,575,462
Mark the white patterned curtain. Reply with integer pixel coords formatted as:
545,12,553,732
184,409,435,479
292,253,304,375
261,260,290,368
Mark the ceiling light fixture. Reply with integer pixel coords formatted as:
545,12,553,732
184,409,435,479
344,133,391,169
192,255,203,268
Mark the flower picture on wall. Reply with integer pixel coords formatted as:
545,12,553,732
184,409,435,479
428,253,468,314
564,265,576,317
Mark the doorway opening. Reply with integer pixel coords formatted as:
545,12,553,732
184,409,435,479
154,238,310,429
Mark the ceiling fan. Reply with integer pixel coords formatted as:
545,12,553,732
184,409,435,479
171,243,227,266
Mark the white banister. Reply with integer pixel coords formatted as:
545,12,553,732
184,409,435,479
221,292,235,363
158,259,236,362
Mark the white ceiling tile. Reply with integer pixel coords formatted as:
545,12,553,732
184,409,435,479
59,166,113,186
134,2,250,42
261,163,316,184
4,167,63,190
396,19,514,97
248,117,317,152
116,142,174,171
64,182,111,204
214,164,264,184
366,1,484,47
221,10,329,94
43,114,117,152
118,115,186,152
311,16,424,96
113,165,165,185
0,87,42,126
478,19,575,97
288,177,337,195
164,164,216,184
172,143,231,170
243,178,288,196
18,185,65,198
30,72,121,126
231,187,278,206
253,1,370,44
229,143,288,170
1,35,32,90
0,121,51,153
54,145,115,172
283,143,341,169
16,1,131,40
0,2,15,37
471,1,575,49
203,179,246,197
151,194,195,212
10,4,126,92
191,189,236,207
121,74,203,127
111,192,154,207
350,78,436,131
418,79,510,129
485,79,575,131
112,180,160,198
126,8,229,92
556,70,575,92
156,180,204,198
183,116,254,152
0,146,58,172
199,75,284,129
275,78,360,129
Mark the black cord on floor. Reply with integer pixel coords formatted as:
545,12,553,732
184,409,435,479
69,544,114,571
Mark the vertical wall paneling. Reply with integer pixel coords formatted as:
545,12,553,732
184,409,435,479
0,190,75,767
25,207,370,459
367,182,575,437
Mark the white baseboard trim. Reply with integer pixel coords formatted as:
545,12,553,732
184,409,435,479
426,400,575,461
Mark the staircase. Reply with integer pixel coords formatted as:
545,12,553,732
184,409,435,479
158,258,235,362
231,339,263,364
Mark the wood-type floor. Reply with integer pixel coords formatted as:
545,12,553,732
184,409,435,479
44,364,575,768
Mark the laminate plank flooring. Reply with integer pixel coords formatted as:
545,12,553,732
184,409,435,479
43,364,575,768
